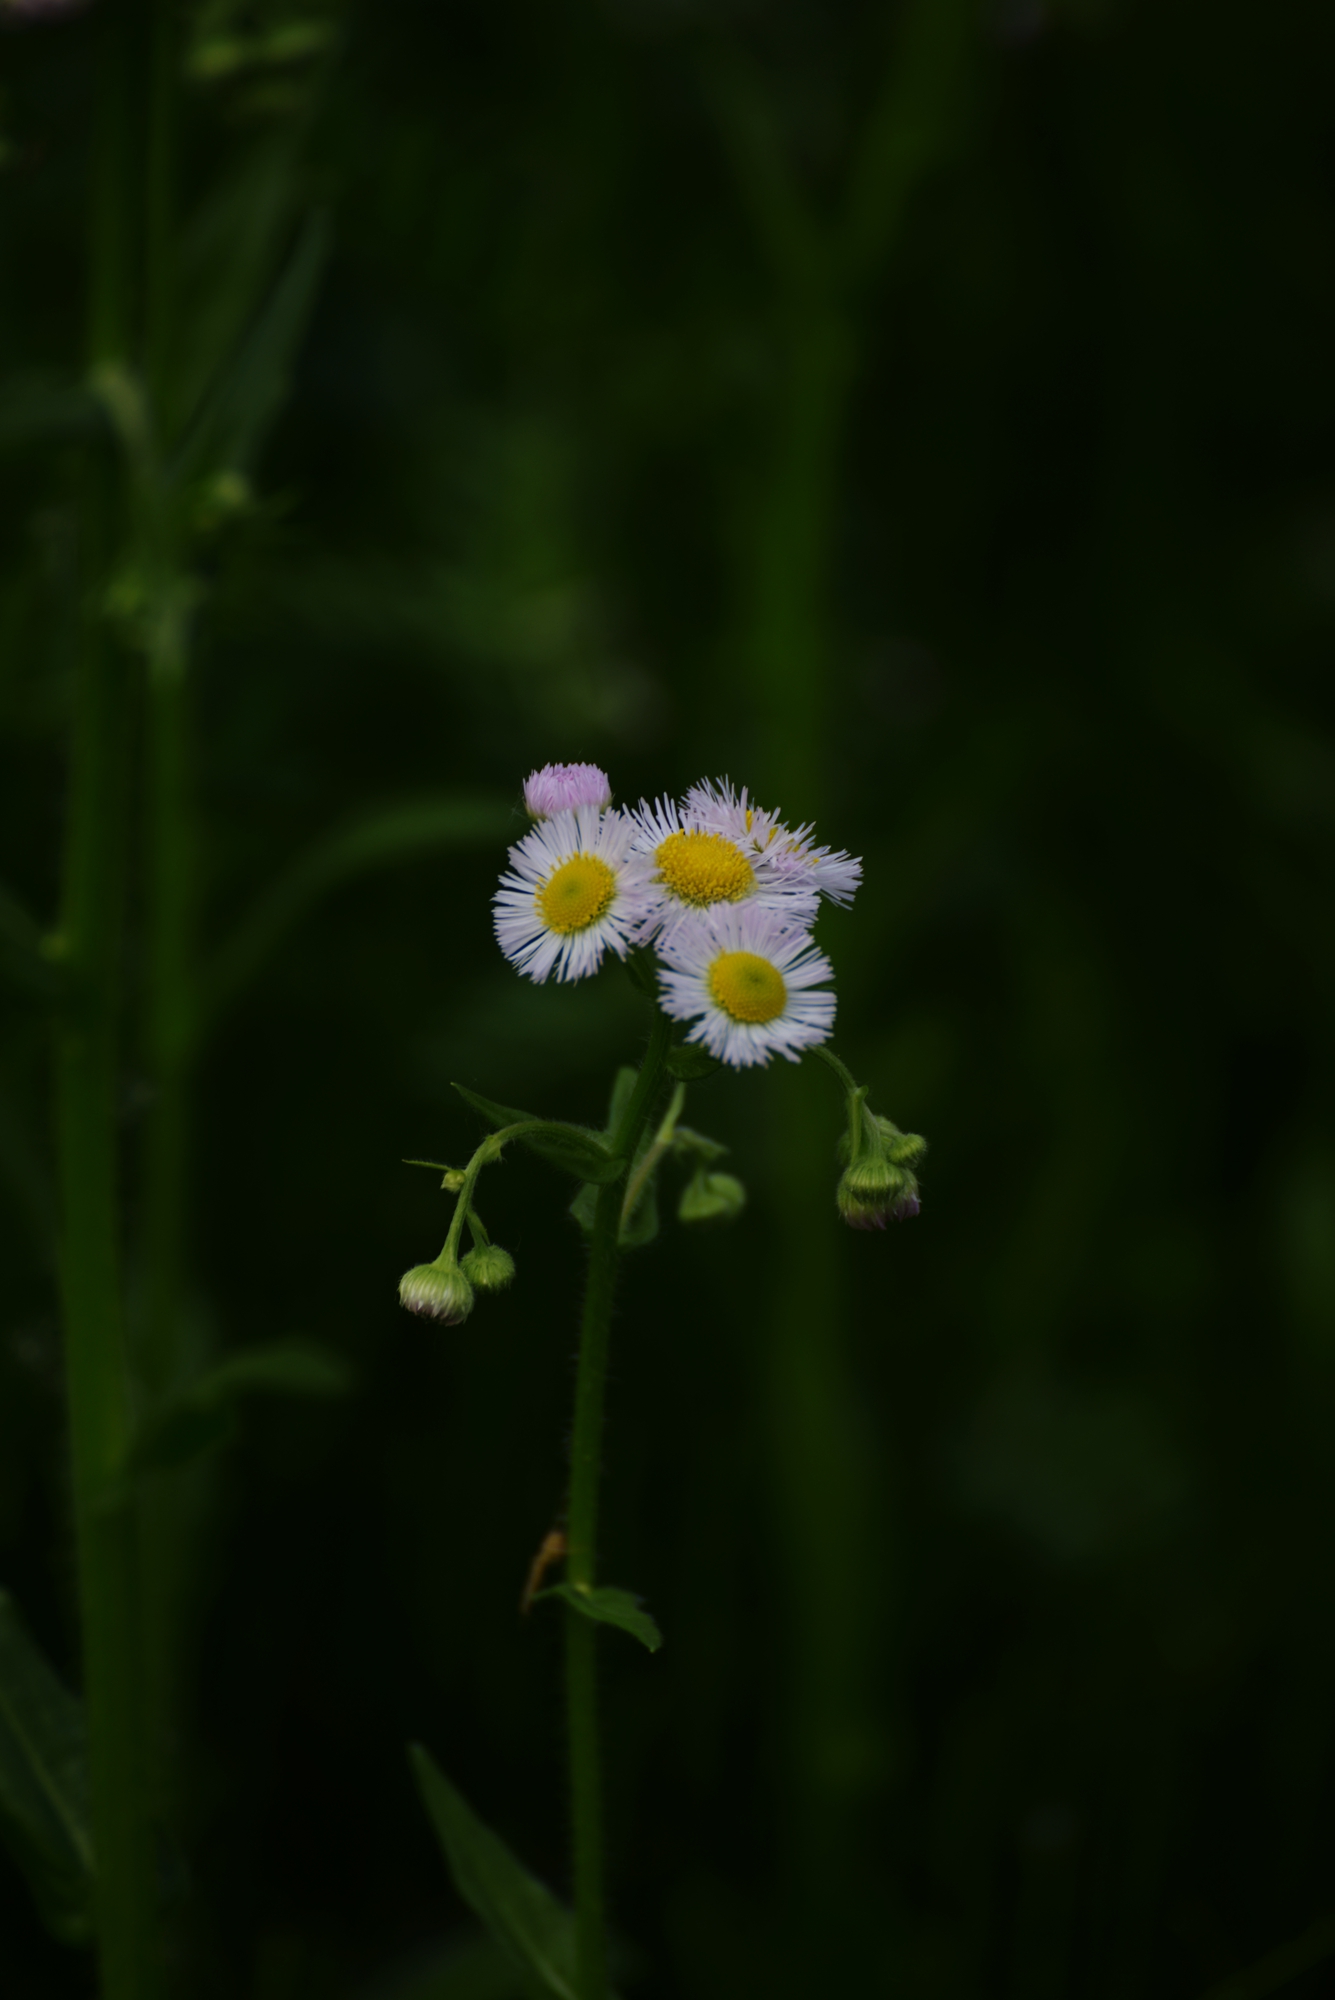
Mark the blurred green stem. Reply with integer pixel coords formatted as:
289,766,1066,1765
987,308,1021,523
54,13,163,1998
565,1007,673,2000
136,0,199,1864
709,6,974,1979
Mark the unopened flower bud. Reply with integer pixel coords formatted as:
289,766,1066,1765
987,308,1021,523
836,1156,920,1231
678,1170,746,1225
461,1243,516,1292
523,762,613,819
398,1257,474,1324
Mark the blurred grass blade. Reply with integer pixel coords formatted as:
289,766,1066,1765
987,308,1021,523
0,374,106,453
203,795,513,1037
536,1585,663,1654
0,1593,93,1946
198,1338,354,1400
171,208,330,485
166,131,302,444
356,1933,536,2000
453,1085,623,1183
409,1748,581,2000
131,1340,354,1473
0,882,60,1002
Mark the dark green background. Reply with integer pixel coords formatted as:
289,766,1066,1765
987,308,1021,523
3,0,1335,1994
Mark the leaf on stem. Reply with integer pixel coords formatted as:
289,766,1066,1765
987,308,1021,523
663,1042,720,1082
452,1086,623,1183
130,1339,354,1473
567,1067,652,1244
536,1585,663,1655
409,1748,585,2000
0,1593,93,1947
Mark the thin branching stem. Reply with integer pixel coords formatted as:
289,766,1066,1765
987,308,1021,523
565,1006,673,2000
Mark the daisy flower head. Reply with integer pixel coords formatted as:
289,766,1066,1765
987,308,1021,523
684,776,863,908
630,793,821,941
494,804,656,983
523,762,613,819
656,904,836,1069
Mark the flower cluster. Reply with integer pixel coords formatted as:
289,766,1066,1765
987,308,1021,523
494,762,861,1069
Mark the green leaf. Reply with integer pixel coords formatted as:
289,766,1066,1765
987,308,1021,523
568,1068,667,1246
664,1042,720,1082
410,1748,582,2000
172,208,331,485
535,1586,663,1655
452,1086,623,1184
203,794,512,1037
0,1593,93,1947
131,1340,354,1473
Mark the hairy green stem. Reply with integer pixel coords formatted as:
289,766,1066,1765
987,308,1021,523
565,1007,673,2000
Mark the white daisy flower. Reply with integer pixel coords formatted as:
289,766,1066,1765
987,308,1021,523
683,776,862,908
656,905,836,1069
630,793,821,940
494,805,655,982
522,761,613,819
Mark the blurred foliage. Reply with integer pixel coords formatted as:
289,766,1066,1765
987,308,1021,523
2,0,1335,1996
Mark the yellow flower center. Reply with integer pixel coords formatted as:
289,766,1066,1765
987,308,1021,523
708,950,787,1024
537,853,617,934
655,830,754,907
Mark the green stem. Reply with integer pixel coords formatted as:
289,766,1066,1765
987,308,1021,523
619,1081,684,1232
56,23,162,1995
813,1043,859,1096
565,1007,673,2000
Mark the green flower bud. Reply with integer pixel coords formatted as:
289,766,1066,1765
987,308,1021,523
678,1170,747,1225
461,1243,516,1292
836,1156,920,1230
398,1257,474,1325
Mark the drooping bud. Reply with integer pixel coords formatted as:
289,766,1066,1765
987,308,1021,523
836,1156,920,1230
398,1257,474,1324
522,763,613,819
834,1094,925,1229
678,1170,746,1225
461,1243,516,1292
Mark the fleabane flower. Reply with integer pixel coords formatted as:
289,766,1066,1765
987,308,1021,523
656,905,836,1069
494,804,655,983
630,794,821,940
683,776,862,908
523,762,613,819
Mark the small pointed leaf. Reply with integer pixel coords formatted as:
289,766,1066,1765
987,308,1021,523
452,1086,622,1183
536,1585,663,1654
664,1043,720,1082
410,1748,582,2000
0,1593,93,1946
